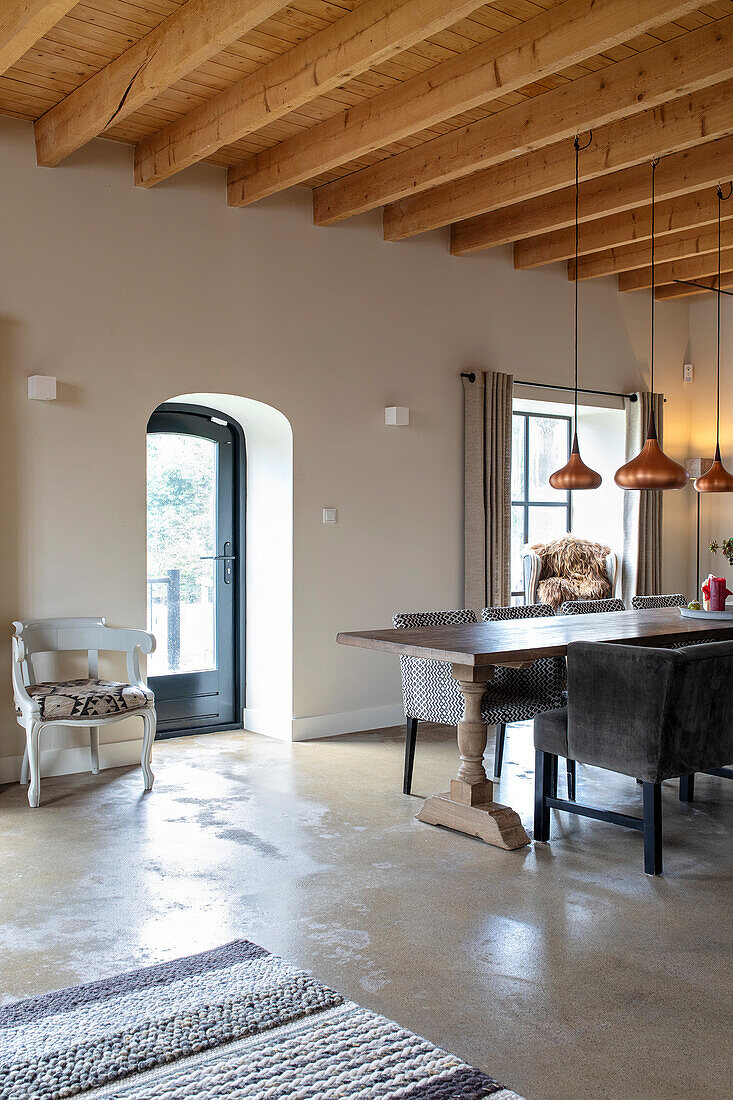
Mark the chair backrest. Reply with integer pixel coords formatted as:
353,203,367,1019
482,603,554,622
393,609,477,629
12,617,155,689
561,598,626,616
566,639,733,780
631,594,687,610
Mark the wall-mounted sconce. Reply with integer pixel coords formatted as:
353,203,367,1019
28,375,57,401
385,406,409,426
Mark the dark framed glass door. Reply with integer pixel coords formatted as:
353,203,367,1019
146,405,243,735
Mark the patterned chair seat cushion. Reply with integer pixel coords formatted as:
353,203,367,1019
23,678,153,721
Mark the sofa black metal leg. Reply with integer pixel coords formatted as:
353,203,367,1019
493,722,506,778
566,759,576,801
534,750,553,842
403,717,418,795
679,773,695,803
551,753,558,799
642,782,663,875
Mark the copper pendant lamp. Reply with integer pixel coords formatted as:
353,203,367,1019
549,134,602,491
614,159,687,491
694,183,733,494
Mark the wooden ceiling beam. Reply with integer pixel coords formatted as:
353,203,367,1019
227,0,706,208
385,81,733,241
134,0,485,187
34,0,289,167
0,1,78,77
568,221,733,280
513,188,722,269
655,270,733,298
314,13,733,226
618,245,733,291
450,133,733,256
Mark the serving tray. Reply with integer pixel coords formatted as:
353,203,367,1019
679,607,733,620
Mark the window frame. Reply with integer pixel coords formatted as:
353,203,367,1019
511,410,572,600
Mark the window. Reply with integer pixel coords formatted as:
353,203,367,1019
511,411,572,601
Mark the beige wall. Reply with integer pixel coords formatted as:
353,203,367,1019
0,116,699,772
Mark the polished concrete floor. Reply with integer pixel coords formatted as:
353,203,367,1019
1,723,732,1099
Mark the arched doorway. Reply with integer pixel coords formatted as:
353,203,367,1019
146,392,294,742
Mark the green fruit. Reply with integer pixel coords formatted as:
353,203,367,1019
688,600,701,610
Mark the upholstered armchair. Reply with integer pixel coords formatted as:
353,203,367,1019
12,617,157,808
534,639,733,874
522,535,617,611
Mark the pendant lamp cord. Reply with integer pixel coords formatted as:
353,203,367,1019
716,182,733,452
650,157,660,402
573,131,592,432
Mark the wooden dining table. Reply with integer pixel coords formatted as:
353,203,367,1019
337,608,733,851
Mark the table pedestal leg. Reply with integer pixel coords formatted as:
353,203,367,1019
416,665,529,850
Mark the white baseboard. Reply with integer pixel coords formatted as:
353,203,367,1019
0,739,141,785
243,708,296,743
290,704,405,742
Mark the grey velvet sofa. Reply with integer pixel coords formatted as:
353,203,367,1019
533,639,733,874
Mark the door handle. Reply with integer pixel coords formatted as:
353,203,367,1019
201,541,235,584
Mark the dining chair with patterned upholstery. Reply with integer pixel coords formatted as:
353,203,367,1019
631,594,687,610
394,607,570,797
393,609,476,796
561,598,626,615
481,603,574,796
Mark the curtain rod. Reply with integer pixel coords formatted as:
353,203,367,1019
460,373,638,402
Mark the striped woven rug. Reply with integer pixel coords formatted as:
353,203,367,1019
0,939,523,1099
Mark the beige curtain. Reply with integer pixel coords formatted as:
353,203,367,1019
463,370,514,610
621,391,664,604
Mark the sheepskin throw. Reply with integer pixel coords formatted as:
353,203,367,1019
533,536,612,610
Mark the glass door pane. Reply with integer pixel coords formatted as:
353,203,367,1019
147,433,218,677
146,406,239,736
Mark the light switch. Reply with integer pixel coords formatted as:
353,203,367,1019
683,362,694,383
323,507,337,524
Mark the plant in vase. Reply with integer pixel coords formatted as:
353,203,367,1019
709,537,733,566
704,539,733,611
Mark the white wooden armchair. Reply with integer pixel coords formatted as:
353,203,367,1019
12,617,156,808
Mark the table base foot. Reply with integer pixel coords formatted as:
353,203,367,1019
417,793,530,850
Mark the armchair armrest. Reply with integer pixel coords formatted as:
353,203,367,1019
566,641,676,781
116,628,156,687
522,546,542,604
605,551,619,597
11,634,37,715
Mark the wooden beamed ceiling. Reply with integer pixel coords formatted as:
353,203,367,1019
1,0,731,298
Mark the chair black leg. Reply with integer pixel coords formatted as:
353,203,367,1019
534,749,554,842
493,722,506,778
642,781,663,875
679,773,695,803
551,753,558,799
403,717,418,795
566,759,576,801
